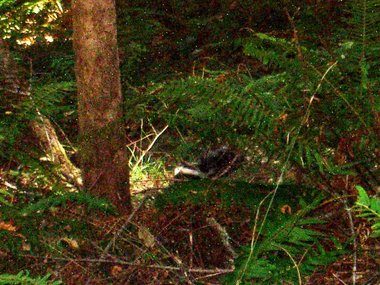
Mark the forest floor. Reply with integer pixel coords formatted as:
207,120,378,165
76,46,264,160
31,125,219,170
2,165,378,284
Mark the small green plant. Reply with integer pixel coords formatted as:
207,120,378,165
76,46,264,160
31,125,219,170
0,188,13,206
127,122,170,191
20,191,115,216
354,185,380,238
0,271,61,285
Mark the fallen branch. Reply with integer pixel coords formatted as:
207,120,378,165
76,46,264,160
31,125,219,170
206,217,237,260
27,255,235,274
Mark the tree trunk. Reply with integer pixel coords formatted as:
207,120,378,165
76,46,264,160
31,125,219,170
72,0,131,211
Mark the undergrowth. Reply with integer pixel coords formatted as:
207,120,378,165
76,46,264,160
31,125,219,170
0,189,115,270
0,271,61,285
354,185,380,238
0,0,379,283
153,179,346,284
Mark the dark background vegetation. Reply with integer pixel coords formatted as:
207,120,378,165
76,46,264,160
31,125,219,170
0,0,379,284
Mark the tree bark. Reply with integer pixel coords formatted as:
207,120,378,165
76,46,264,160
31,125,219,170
72,0,131,211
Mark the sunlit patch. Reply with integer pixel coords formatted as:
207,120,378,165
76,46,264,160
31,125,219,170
44,34,54,42
16,36,35,46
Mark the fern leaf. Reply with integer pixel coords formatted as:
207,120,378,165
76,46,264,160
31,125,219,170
354,185,380,237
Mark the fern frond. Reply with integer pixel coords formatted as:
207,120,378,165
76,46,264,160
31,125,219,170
0,188,13,206
354,185,380,237
0,271,61,285
243,33,301,70
228,193,345,284
21,191,115,216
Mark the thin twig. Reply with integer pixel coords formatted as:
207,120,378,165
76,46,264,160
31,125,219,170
284,8,303,63
206,217,237,260
237,190,274,283
31,255,235,274
133,125,168,170
308,63,369,130
193,270,235,281
102,196,149,256
275,244,302,285
344,199,357,285
126,133,155,147
332,273,348,285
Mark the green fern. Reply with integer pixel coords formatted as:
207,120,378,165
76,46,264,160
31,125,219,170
228,241,344,285
155,180,318,211
354,185,380,237
128,73,287,162
225,196,346,284
27,81,77,122
0,271,61,285
155,180,344,284
238,0,379,177
243,33,303,70
343,0,380,77
21,191,115,216
0,188,13,206
123,0,379,184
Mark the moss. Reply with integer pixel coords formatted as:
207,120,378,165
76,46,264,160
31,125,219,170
155,179,319,212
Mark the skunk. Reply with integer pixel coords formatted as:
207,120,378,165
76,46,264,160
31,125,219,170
174,146,243,179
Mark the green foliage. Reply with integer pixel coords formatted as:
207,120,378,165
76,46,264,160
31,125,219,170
0,190,114,260
0,188,13,206
227,238,344,284
0,107,29,161
155,180,344,284
343,0,380,78
117,3,170,84
128,148,169,191
224,194,345,284
20,191,115,216
116,0,298,85
0,271,61,285
127,73,288,162
354,185,380,237
243,33,303,69
0,0,379,282
48,54,75,82
29,81,76,121
0,0,66,45
128,0,379,182
155,179,317,210
0,50,76,171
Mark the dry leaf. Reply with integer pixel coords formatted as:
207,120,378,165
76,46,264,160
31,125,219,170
0,221,17,232
281,205,292,214
63,225,72,232
21,241,31,251
138,226,155,248
111,265,123,276
61,237,79,250
278,114,289,121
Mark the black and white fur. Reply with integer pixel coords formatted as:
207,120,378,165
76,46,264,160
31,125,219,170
174,146,243,179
